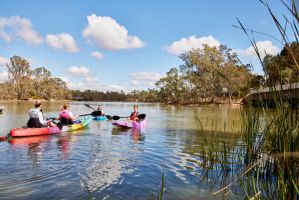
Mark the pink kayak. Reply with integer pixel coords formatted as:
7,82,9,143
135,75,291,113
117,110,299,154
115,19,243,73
112,120,147,129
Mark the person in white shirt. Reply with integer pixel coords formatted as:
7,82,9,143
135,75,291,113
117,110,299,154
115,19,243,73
27,100,55,128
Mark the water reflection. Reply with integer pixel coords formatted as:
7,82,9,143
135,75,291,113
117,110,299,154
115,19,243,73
0,101,265,199
57,135,71,160
111,127,145,144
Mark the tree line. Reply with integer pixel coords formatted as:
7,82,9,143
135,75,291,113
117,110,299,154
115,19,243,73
0,56,71,100
1,41,298,103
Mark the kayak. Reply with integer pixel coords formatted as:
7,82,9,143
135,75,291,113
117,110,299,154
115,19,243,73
9,116,92,137
9,135,51,145
60,116,92,132
112,120,147,129
93,116,107,121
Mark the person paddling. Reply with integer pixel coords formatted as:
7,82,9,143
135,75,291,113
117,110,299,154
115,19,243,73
27,100,55,128
129,105,139,122
57,103,78,125
96,105,105,116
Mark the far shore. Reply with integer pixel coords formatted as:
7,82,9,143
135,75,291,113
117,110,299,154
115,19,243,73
0,99,243,108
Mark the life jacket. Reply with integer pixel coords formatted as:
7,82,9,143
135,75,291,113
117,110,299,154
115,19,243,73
27,108,43,128
130,112,139,121
59,109,73,125
92,110,102,116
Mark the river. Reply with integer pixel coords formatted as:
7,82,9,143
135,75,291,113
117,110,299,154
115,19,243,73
0,101,245,199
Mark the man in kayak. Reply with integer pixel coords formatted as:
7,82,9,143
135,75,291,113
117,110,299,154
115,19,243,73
129,105,139,121
96,105,105,116
57,103,78,125
27,100,55,128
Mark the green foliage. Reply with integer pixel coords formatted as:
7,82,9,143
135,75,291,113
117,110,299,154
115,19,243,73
155,68,187,103
3,55,70,100
155,44,256,104
6,55,32,100
264,42,299,85
71,90,127,101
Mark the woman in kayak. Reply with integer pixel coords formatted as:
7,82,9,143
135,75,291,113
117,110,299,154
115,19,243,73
57,103,78,125
129,105,139,121
27,100,56,128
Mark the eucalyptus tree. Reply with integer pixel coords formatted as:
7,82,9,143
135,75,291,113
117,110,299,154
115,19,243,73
32,67,52,98
263,42,299,85
6,55,33,99
179,45,224,98
156,67,188,103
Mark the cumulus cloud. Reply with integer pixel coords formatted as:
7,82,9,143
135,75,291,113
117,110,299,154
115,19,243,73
0,71,8,83
46,33,79,52
0,55,9,66
82,14,145,50
91,51,104,59
62,75,123,91
0,16,43,45
166,35,221,55
236,40,280,59
67,66,91,76
130,72,162,87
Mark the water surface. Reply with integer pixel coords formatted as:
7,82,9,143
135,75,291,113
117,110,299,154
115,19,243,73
0,101,244,199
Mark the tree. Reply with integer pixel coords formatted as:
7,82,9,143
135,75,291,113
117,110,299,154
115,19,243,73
179,45,224,98
156,68,187,103
6,56,32,99
32,67,52,98
263,42,299,85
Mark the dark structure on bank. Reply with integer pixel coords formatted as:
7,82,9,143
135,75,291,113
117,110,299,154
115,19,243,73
242,82,299,108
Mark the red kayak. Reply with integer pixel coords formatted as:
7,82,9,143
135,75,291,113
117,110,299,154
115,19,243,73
9,135,51,145
10,126,61,137
9,116,92,137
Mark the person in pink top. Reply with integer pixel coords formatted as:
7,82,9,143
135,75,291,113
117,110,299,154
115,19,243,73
57,103,78,125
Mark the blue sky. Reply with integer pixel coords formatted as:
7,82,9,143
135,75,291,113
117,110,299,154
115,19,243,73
0,0,292,92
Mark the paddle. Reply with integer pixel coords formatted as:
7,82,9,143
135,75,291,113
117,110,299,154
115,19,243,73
84,104,96,110
112,114,146,121
84,104,112,119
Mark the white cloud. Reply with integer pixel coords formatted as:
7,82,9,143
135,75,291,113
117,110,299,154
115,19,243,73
0,55,9,66
59,76,69,83
91,51,104,59
0,71,8,83
46,33,79,52
62,75,123,91
236,40,280,59
82,14,145,50
0,16,43,45
166,35,221,55
130,72,162,87
67,66,90,76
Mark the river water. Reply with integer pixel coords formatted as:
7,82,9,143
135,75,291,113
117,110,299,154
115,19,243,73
0,101,245,199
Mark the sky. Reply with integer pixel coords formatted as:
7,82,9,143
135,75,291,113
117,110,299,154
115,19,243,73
0,0,293,92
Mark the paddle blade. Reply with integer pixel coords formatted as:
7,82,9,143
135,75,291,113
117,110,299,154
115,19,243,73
112,116,120,120
138,114,146,120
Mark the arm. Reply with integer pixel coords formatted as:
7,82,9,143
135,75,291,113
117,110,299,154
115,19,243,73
69,111,78,121
38,111,49,126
